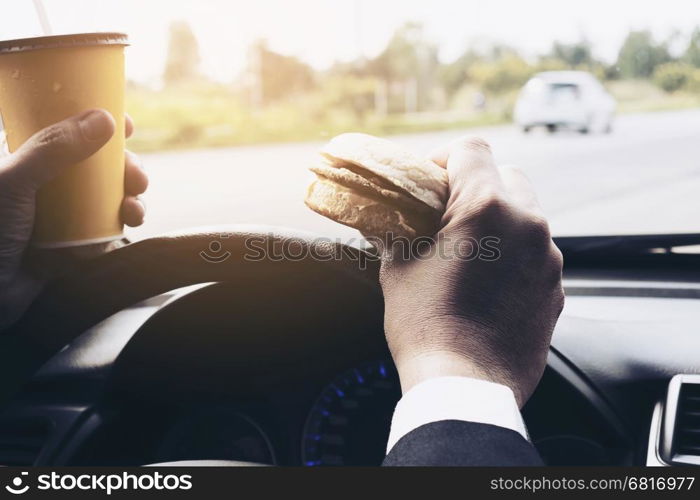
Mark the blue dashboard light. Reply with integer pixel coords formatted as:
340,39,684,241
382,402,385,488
302,359,400,467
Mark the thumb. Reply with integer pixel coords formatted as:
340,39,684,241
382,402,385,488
8,109,115,189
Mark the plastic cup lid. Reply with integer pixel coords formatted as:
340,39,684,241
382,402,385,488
0,32,129,54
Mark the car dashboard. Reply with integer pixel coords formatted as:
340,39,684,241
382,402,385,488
1,257,700,467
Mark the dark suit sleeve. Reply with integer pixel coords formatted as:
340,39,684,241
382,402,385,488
383,420,543,466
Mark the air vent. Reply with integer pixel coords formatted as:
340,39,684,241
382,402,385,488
0,417,52,466
661,374,700,465
676,383,700,456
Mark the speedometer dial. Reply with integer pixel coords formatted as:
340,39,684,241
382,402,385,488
302,360,401,466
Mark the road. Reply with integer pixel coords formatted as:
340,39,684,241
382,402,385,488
126,108,700,244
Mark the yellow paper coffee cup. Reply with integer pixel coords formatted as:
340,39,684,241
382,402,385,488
0,32,128,247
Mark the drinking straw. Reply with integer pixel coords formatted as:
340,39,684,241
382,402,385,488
32,0,53,35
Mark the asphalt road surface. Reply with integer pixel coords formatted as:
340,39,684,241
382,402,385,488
126,108,700,244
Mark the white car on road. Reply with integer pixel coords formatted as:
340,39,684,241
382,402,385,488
514,71,616,134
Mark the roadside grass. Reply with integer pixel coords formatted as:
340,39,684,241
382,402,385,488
125,80,700,153
607,80,700,113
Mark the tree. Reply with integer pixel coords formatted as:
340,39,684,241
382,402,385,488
249,40,315,104
163,21,201,86
549,40,594,67
439,50,481,98
368,23,430,82
470,51,534,94
366,22,439,111
316,73,377,121
684,28,700,68
653,62,700,93
653,62,692,92
616,30,671,78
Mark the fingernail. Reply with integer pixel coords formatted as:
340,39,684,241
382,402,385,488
79,110,114,141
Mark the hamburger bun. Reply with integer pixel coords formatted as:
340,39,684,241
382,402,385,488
305,133,448,239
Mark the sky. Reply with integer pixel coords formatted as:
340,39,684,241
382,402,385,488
3,0,699,86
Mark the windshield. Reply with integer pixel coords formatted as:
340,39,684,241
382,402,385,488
4,0,700,241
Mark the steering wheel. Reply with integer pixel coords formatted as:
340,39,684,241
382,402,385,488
1,225,632,467
1,226,381,406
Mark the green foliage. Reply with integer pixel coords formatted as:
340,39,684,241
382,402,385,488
549,40,594,67
535,58,569,72
365,22,439,111
312,74,377,121
367,23,437,82
653,62,691,92
129,22,700,152
616,30,671,78
124,82,505,152
470,53,534,95
607,79,700,112
163,21,201,86
684,28,700,68
439,50,481,98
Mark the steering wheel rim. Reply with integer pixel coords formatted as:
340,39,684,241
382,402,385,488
1,225,380,400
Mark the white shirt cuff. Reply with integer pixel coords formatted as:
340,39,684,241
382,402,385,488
386,376,528,454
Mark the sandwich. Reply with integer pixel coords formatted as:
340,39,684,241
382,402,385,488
304,133,448,240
